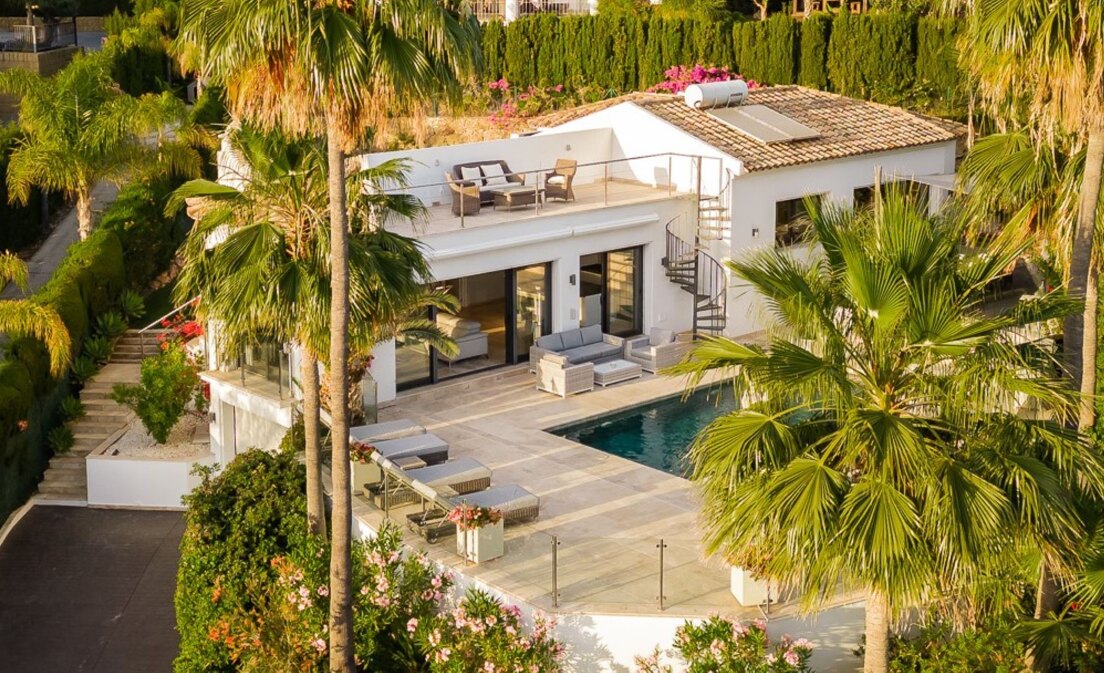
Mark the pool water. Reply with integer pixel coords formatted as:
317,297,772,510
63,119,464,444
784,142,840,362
551,387,737,476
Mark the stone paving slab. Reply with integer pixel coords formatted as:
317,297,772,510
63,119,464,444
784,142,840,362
0,506,183,673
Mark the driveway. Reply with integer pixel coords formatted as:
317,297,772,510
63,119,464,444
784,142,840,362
0,506,183,673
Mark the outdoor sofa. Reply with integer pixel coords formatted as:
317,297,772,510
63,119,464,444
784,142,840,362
528,324,623,373
434,313,489,363
452,160,526,205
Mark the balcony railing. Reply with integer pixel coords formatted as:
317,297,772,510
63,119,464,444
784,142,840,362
472,0,591,22
0,19,78,53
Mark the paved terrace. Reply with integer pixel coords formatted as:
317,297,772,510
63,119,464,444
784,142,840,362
384,180,689,238
356,365,828,619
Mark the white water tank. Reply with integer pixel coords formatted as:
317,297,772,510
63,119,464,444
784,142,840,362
684,80,750,110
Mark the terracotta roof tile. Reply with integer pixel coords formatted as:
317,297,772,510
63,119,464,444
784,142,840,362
543,86,964,173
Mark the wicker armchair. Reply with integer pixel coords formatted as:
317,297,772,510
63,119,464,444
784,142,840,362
536,354,594,397
544,158,577,202
623,328,692,373
446,173,481,217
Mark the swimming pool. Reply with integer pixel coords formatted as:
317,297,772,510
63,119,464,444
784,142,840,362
550,387,737,476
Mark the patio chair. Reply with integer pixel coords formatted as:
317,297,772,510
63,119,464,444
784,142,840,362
623,328,692,373
536,354,594,397
407,483,541,543
544,158,577,202
446,173,481,217
374,457,492,508
349,419,425,444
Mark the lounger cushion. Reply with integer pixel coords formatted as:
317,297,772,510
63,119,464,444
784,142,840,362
460,166,483,185
649,327,674,347
481,163,509,186
405,458,489,487
536,333,564,351
350,419,425,443
580,324,603,345
372,433,449,463
560,329,584,350
455,484,539,512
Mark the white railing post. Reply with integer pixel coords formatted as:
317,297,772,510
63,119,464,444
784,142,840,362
504,0,520,22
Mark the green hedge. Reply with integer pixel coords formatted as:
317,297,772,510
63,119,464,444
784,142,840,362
0,172,185,524
481,12,964,115
0,126,63,252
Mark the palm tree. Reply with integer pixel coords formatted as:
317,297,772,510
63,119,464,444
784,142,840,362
955,0,1104,434
172,127,457,541
0,252,70,376
673,192,1104,673
174,2,480,666
0,54,201,241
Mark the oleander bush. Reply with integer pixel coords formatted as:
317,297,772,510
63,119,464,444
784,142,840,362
111,342,199,443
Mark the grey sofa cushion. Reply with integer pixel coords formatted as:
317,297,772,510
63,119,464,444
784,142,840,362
649,327,674,347
560,329,584,350
580,324,603,345
564,342,620,363
632,346,654,359
536,333,564,351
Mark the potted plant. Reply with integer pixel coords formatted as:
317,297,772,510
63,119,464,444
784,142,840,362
349,441,377,495
448,503,504,563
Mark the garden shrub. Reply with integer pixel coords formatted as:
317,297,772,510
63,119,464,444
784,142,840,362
888,619,1028,673
480,20,507,83
111,343,199,443
0,125,63,252
175,447,308,672
99,175,187,290
635,616,813,672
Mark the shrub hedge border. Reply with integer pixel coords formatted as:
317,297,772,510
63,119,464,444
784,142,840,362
480,12,963,113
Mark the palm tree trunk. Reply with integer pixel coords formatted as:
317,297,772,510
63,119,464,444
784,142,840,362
325,125,354,673
864,588,889,673
76,189,93,240
301,349,326,540
1066,126,1103,432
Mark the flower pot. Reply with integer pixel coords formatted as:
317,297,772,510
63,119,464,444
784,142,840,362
730,566,770,606
350,460,381,496
456,519,505,563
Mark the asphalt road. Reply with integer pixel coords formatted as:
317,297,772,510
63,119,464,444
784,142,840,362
0,506,183,673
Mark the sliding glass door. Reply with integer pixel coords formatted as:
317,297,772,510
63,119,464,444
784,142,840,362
579,246,643,337
513,263,551,361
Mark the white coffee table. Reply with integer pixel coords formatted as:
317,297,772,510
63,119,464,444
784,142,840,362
593,359,643,387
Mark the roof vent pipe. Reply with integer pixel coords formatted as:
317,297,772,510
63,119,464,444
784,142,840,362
683,80,750,110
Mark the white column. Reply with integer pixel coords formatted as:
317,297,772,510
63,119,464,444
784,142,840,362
370,339,398,405
504,0,520,22
588,0,599,14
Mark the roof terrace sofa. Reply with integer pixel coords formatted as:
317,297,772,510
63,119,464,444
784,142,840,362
528,324,623,373
452,160,525,205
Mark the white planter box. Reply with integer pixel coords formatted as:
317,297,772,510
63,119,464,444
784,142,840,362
456,519,505,563
730,566,770,606
351,460,380,495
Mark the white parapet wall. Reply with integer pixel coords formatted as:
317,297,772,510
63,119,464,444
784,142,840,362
87,449,217,509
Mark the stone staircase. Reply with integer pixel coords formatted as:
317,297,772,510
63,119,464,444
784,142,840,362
35,351,143,504
109,328,173,363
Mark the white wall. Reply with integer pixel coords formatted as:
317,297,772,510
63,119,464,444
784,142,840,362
205,377,295,463
86,451,217,509
720,142,957,336
359,129,613,207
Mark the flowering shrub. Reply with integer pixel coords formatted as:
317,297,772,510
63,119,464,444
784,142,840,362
157,311,204,350
635,617,814,673
350,440,376,464
446,503,503,531
421,589,564,673
111,341,200,443
646,65,759,95
484,78,573,126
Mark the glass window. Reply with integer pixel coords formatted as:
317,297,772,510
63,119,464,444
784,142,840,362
606,247,641,337
775,195,821,247
514,263,550,359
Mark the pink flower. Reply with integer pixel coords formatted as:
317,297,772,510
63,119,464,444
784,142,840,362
766,653,777,664
485,615,497,627
406,618,419,633
316,585,329,597
793,638,813,650
432,647,451,663
483,663,497,673
431,576,443,588
311,638,327,654
784,649,800,666
428,630,441,647
709,639,724,658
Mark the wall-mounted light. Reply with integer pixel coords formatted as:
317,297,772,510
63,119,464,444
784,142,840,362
569,273,576,286
751,228,759,238
565,144,572,152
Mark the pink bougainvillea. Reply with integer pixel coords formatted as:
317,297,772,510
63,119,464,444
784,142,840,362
647,64,759,94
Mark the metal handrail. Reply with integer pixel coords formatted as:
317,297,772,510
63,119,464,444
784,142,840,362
374,152,727,196
138,296,200,357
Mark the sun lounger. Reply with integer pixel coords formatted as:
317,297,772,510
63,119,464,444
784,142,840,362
372,433,449,465
375,457,492,508
406,483,541,543
349,419,426,443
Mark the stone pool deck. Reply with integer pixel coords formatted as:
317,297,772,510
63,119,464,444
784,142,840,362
357,364,791,618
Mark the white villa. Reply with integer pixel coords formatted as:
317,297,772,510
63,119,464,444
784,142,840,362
195,82,963,671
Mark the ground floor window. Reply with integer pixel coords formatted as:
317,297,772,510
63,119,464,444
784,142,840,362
854,180,930,212
775,195,822,247
396,263,552,390
579,246,643,337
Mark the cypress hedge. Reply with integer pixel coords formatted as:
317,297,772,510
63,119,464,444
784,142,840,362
482,12,963,115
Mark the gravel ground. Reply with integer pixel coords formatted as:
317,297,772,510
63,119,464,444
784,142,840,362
111,413,208,459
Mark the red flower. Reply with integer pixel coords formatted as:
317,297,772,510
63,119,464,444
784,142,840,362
16,419,28,432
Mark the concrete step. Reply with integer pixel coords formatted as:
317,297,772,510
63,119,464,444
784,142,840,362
49,456,85,471
34,492,88,506
41,470,87,486
37,481,86,496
